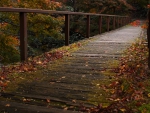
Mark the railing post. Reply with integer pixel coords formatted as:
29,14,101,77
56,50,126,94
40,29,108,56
113,16,116,29
120,17,122,26
125,17,128,25
128,17,130,24
117,17,119,28
148,10,150,68
122,17,124,26
107,16,110,31
124,17,126,25
129,17,131,23
65,14,70,46
99,16,102,34
86,15,90,38
20,12,27,61
125,17,127,25
130,17,132,23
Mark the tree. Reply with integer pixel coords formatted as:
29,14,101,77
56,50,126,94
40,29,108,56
0,0,64,63
59,0,133,15
127,0,149,18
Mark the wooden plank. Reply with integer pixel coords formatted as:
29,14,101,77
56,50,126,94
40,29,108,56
0,101,80,113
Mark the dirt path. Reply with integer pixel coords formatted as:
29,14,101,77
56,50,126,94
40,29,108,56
0,25,144,113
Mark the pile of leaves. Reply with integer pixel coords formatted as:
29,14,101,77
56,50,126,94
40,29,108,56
106,39,149,112
0,42,82,92
130,20,141,26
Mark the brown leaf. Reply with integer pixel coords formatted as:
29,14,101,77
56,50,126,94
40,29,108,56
5,104,10,107
46,99,50,103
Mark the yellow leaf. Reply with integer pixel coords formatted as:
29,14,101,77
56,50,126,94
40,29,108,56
120,108,126,112
121,85,124,91
148,93,150,97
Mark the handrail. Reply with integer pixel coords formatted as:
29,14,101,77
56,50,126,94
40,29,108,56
0,7,128,17
0,7,131,62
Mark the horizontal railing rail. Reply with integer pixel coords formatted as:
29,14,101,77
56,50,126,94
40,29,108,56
0,7,131,62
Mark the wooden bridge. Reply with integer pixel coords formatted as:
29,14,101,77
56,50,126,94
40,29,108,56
0,7,131,61
0,7,149,113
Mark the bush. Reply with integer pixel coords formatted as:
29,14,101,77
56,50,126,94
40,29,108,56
69,32,85,43
28,36,65,56
0,34,20,64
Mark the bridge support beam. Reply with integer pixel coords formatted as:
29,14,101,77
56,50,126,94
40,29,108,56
20,12,27,62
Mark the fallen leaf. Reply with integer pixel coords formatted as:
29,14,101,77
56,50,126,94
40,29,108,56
46,99,50,103
64,107,68,110
61,76,66,79
5,104,10,107
72,99,76,103
148,93,150,98
120,108,126,112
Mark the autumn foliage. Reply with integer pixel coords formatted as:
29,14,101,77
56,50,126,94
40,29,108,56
130,20,140,26
0,0,64,63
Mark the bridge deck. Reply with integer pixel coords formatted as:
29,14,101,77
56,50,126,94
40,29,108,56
0,25,144,113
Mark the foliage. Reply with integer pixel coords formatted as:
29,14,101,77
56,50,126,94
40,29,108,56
139,100,150,112
29,36,64,56
0,0,64,63
60,0,133,15
59,0,149,18
130,20,140,26
69,31,85,43
127,0,149,18
0,34,20,63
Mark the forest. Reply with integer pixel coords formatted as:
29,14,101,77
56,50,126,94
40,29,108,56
0,0,149,64
0,0,150,113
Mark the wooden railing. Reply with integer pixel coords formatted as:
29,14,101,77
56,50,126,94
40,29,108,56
0,7,131,62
